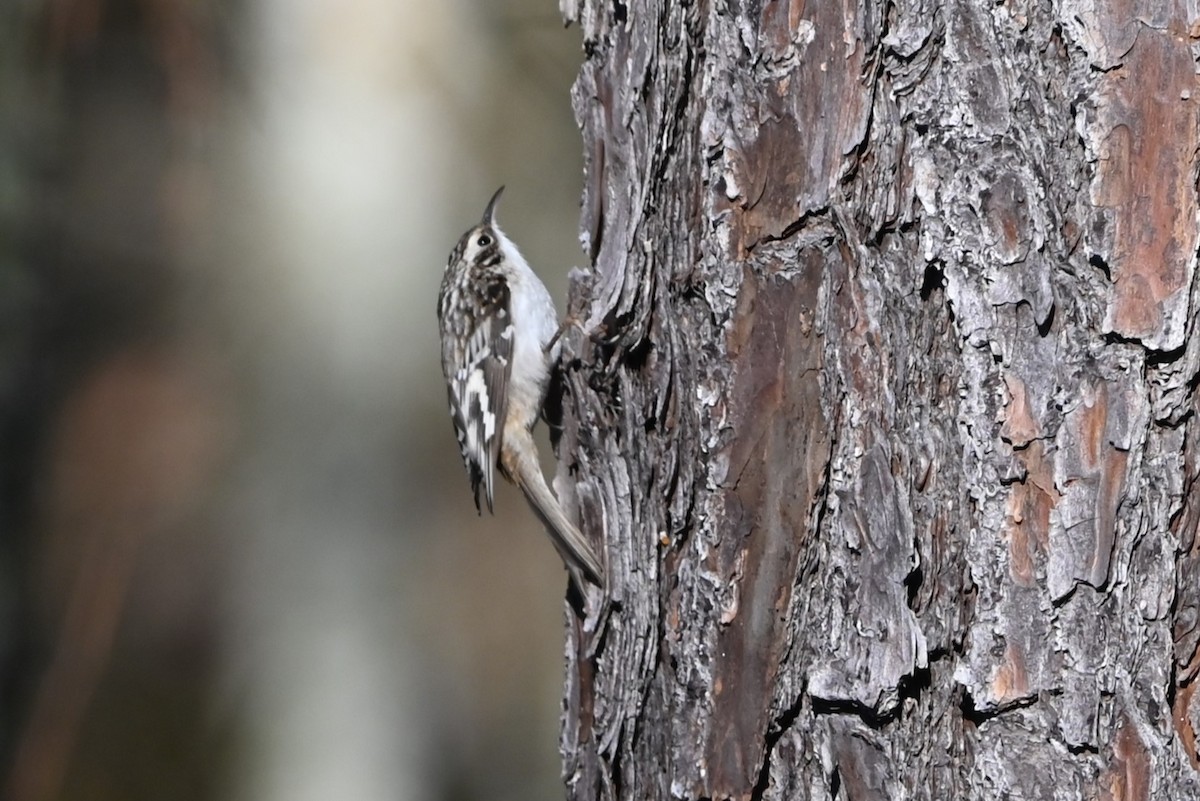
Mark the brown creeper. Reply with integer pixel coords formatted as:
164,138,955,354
437,187,605,588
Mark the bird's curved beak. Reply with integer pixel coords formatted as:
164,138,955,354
482,185,505,226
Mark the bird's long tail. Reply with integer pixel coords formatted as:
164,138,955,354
504,436,605,588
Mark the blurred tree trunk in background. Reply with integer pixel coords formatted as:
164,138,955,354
1,4,233,801
555,2,1200,799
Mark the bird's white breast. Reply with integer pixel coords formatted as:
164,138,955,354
498,233,558,431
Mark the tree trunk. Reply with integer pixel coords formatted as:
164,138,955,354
553,1,1200,799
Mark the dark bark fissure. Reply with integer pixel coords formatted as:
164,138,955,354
750,689,805,801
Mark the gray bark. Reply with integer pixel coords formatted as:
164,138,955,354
553,1,1200,800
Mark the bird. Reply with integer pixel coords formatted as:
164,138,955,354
436,186,605,588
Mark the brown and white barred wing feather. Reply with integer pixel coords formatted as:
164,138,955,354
439,273,513,513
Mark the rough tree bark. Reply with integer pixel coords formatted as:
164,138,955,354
551,1,1200,799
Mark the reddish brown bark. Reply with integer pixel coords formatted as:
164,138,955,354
555,1,1200,799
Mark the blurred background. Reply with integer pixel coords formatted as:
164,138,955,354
0,1,588,799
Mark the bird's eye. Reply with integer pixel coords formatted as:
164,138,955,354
477,234,492,247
